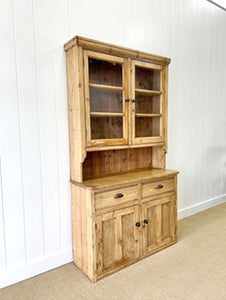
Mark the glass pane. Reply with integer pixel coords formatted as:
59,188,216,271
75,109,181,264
135,117,160,137
90,87,123,113
89,58,122,86
135,66,161,91
135,94,160,114
91,116,123,139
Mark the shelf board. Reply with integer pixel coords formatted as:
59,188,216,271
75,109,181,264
90,112,124,117
135,89,162,96
89,83,123,91
86,141,165,152
135,113,162,118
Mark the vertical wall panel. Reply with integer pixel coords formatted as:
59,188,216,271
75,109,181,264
0,158,6,271
51,0,71,250
0,0,226,288
33,0,60,255
0,0,26,268
13,0,44,262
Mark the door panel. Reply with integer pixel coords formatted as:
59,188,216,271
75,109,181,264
142,196,175,256
131,60,165,144
96,206,139,275
84,51,129,147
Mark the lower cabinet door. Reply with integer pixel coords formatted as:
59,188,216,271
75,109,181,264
96,205,140,275
142,195,175,255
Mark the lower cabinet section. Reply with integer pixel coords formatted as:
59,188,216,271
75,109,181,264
71,170,178,282
95,195,176,278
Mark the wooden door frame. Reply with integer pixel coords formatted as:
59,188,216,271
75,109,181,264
141,195,175,256
130,59,166,145
95,205,140,275
83,50,129,148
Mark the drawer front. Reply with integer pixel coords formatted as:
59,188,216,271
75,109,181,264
142,177,175,199
95,185,138,210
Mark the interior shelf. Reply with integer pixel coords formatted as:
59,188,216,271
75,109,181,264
89,83,123,90
135,113,161,118
135,89,162,96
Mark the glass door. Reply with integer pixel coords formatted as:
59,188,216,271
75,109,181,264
84,51,128,147
131,60,165,144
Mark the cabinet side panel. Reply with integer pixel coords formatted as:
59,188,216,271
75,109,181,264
163,66,168,152
66,46,86,182
84,189,96,281
71,184,82,269
152,147,165,168
174,176,178,241
71,185,95,281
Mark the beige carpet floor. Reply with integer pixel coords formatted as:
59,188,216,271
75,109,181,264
1,202,226,300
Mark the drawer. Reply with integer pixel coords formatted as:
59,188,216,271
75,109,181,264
95,185,138,210
142,177,175,199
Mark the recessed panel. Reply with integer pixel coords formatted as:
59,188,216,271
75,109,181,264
122,213,136,259
103,218,117,267
147,206,158,247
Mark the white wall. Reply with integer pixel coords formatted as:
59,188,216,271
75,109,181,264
0,0,226,288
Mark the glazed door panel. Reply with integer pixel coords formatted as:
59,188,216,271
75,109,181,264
84,51,129,147
96,206,140,275
131,60,165,145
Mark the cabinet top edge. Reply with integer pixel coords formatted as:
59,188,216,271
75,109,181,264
64,36,171,65
71,168,179,190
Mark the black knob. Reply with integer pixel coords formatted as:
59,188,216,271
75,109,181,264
155,184,163,190
143,219,148,224
135,222,140,227
125,98,130,102
114,193,124,199
132,99,136,103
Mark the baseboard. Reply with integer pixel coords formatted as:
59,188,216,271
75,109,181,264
178,194,226,220
0,248,72,289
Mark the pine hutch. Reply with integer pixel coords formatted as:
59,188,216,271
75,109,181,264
64,36,179,282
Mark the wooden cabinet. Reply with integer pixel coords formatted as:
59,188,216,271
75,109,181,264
64,36,178,282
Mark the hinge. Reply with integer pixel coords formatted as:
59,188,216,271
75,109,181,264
95,224,97,230
96,263,98,269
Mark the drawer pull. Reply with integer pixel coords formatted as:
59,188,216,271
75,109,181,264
114,193,124,199
135,222,140,227
155,184,163,190
143,219,148,224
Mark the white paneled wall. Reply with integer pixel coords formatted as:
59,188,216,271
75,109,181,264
0,0,226,288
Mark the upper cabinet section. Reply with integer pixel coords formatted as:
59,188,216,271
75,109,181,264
64,36,170,152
